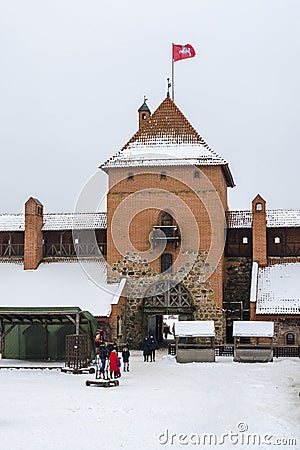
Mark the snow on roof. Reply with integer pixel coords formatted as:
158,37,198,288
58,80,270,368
100,97,235,187
174,320,215,337
0,214,24,231
233,321,274,337
256,263,300,315
42,212,107,230
0,213,107,232
226,210,300,228
226,211,252,228
0,261,125,317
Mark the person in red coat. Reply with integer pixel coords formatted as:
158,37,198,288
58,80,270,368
109,349,120,379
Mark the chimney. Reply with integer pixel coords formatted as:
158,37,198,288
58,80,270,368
138,97,151,129
24,197,44,270
252,194,267,266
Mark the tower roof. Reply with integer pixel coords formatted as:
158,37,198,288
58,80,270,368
138,100,150,112
100,96,235,187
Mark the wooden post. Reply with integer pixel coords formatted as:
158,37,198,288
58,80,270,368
75,313,80,335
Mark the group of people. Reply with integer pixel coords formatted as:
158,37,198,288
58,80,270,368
95,331,161,373
141,335,158,362
94,333,130,379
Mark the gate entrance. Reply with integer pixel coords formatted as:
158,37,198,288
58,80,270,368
143,280,193,343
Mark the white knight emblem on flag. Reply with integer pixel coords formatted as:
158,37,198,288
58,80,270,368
178,46,191,56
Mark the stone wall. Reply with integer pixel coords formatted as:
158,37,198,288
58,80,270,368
224,257,252,321
109,251,226,347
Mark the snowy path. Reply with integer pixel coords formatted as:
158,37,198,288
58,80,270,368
0,351,299,450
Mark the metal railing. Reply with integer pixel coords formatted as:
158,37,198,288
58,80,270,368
274,346,300,358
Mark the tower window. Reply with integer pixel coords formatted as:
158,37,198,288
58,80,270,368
256,203,263,211
242,237,248,244
142,113,147,120
274,236,281,244
194,171,200,179
127,173,134,181
160,171,167,180
161,212,173,226
37,206,43,215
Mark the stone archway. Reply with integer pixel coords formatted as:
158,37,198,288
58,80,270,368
143,280,194,342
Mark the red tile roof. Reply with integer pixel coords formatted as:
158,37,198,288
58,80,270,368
100,97,235,187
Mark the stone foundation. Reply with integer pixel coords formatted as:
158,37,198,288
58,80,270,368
109,251,226,347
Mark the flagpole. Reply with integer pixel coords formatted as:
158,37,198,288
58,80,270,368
171,43,175,100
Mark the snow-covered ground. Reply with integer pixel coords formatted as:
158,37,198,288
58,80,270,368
0,351,299,450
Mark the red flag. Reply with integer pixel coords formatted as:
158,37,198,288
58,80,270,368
173,43,196,62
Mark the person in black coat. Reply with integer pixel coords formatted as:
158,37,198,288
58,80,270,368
121,345,130,371
141,337,151,362
149,335,157,362
98,341,108,377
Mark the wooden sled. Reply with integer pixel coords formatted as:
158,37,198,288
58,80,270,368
61,367,95,375
85,379,119,388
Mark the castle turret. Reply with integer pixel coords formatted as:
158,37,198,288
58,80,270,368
138,98,151,129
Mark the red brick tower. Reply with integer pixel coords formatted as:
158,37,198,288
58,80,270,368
252,194,267,266
101,97,235,310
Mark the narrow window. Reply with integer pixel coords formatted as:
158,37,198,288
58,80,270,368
160,171,167,180
161,253,173,273
142,113,147,120
286,333,295,345
274,236,281,244
256,203,262,211
74,238,79,244
37,206,43,215
242,237,248,244
127,173,134,181
194,171,200,179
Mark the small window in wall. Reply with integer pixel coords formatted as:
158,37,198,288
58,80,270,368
286,333,295,345
127,173,134,181
194,171,200,179
256,202,263,211
37,206,43,215
142,113,147,120
242,237,248,244
160,171,167,180
161,212,173,226
274,236,281,244
74,238,79,244
161,253,173,273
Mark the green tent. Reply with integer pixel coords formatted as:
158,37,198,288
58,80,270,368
0,307,97,360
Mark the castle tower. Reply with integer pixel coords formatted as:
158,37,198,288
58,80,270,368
100,96,235,344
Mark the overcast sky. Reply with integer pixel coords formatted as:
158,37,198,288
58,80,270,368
1,0,300,214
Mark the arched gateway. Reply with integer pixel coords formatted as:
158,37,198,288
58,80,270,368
143,280,194,342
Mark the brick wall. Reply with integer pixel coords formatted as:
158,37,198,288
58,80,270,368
106,165,229,308
252,194,267,266
24,197,44,270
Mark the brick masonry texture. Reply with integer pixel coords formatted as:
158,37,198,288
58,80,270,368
24,198,43,270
